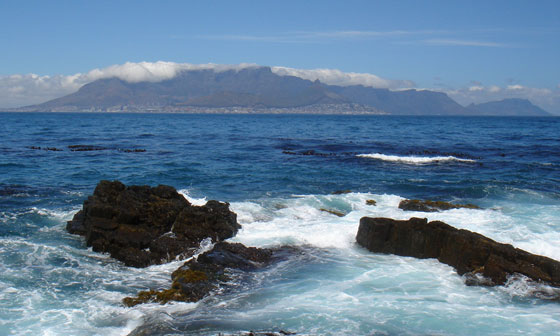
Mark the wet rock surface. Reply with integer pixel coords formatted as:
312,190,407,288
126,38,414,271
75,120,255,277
398,199,480,212
123,241,288,307
67,180,240,267
356,217,560,288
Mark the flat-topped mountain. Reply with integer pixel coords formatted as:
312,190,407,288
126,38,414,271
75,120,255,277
15,66,551,116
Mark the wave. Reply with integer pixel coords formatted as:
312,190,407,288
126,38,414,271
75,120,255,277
2,190,560,335
178,189,208,206
357,153,476,164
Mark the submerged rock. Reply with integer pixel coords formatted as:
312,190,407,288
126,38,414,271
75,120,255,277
319,208,346,217
398,199,480,212
123,242,279,307
67,180,240,267
356,217,560,288
68,144,108,151
332,190,352,195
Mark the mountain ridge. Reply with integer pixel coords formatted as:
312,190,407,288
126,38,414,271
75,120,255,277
10,66,551,116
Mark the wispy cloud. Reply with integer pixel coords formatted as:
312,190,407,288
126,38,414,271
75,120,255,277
197,30,514,48
421,38,509,47
197,30,440,43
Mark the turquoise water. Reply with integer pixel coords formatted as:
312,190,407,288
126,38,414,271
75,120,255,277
0,113,559,335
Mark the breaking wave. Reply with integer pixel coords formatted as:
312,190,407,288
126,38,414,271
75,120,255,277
357,153,476,164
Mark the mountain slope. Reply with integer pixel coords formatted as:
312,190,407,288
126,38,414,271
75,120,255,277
466,98,550,116
18,66,550,115
329,85,466,115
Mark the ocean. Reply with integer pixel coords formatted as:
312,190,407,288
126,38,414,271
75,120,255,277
1,112,559,335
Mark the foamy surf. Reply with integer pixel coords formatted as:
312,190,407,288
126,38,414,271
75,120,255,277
357,153,476,164
3,189,560,336
230,191,560,260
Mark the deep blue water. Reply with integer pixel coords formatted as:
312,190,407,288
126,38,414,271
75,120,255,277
1,113,559,335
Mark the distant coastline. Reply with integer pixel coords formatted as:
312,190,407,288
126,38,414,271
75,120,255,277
4,67,551,116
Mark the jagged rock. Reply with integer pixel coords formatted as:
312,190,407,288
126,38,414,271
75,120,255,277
123,242,277,306
356,217,560,288
398,199,480,212
67,180,240,267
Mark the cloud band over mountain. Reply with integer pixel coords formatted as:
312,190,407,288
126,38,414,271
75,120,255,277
1,61,558,114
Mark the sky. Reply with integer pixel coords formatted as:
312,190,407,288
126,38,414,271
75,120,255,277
1,0,559,113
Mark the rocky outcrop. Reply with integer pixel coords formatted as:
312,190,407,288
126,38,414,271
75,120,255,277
123,242,280,306
67,180,240,267
398,199,480,212
356,217,560,287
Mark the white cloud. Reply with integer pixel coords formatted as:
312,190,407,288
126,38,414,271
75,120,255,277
0,62,259,107
443,84,560,115
84,61,260,83
1,61,558,115
0,61,412,107
271,66,415,89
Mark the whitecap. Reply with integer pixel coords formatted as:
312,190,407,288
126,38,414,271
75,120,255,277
178,189,207,206
357,153,476,164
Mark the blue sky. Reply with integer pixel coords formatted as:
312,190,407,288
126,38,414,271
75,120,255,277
1,0,559,113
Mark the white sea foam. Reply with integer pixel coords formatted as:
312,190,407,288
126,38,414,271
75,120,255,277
178,189,207,206
2,191,559,335
357,153,476,164
231,191,560,260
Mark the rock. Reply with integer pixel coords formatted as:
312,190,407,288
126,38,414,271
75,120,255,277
398,199,480,212
68,144,108,151
332,190,352,195
281,149,332,157
319,208,345,217
365,199,377,206
356,217,560,288
67,180,240,267
123,242,278,306
27,146,63,151
120,148,146,153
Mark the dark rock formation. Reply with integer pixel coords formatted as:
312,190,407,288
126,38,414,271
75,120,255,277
365,199,377,206
356,217,560,288
332,190,352,195
123,242,278,306
119,148,146,153
68,145,108,151
398,199,480,212
67,180,240,267
281,149,342,157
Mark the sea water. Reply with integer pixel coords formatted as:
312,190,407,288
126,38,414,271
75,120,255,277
0,113,559,335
